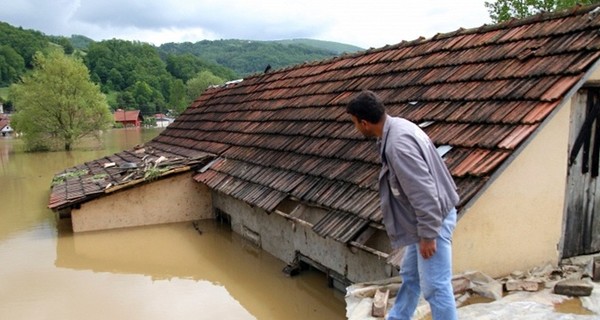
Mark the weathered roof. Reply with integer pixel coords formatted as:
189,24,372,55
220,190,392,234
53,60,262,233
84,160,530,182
48,142,211,210
163,5,600,243
114,109,142,122
49,5,600,245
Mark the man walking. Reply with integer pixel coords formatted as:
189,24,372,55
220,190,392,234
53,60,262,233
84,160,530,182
346,90,459,320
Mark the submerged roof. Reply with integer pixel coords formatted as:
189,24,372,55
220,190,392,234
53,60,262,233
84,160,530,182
114,109,142,122
49,5,600,244
48,142,211,210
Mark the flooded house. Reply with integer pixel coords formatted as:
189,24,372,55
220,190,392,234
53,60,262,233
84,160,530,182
114,109,143,127
0,114,12,136
49,4,600,287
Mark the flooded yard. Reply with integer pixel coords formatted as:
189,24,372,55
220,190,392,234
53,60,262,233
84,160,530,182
0,128,345,320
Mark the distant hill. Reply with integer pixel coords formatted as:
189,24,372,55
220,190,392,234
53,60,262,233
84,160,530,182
0,19,364,79
158,39,363,77
274,38,363,54
0,19,365,113
69,34,95,51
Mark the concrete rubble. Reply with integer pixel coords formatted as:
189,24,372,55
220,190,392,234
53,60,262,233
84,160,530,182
346,254,600,319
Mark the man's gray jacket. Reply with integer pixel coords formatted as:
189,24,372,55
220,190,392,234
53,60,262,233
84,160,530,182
378,115,459,249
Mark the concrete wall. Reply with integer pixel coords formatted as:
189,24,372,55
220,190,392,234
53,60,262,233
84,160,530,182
212,192,392,283
452,99,572,277
72,173,212,232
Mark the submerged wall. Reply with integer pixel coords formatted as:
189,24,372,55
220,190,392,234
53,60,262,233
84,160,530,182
71,173,212,232
212,192,392,284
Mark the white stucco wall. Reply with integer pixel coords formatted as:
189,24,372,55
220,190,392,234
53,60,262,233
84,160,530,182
72,173,213,232
212,192,392,283
452,99,572,277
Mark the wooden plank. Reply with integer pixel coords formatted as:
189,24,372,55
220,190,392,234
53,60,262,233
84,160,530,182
564,92,590,258
590,166,600,252
349,241,390,260
273,209,314,228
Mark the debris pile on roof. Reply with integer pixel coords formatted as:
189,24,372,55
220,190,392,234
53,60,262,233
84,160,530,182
48,142,212,210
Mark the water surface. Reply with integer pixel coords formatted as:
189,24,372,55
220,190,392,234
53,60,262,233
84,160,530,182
0,128,345,319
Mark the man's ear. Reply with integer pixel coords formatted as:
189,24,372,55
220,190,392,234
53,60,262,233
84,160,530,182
360,119,371,130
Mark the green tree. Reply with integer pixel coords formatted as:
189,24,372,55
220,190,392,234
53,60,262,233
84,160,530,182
165,53,236,82
0,21,49,68
130,81,154,114
108,68,125,90
186,71,225,101
9,50,113,151
168,79,188,115
85,39,170,107
0,45,25,86
116,91,136,109
49,36,75,54
126,80,166,115
485,0,600,23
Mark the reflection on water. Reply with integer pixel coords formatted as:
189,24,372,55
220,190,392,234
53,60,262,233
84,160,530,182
0,129,345,320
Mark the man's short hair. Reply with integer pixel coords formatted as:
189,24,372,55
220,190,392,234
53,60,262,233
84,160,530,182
346,90,386,123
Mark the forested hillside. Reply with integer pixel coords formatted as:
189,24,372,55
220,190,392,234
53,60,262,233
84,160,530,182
274,39,363,54
0,22,48,86
158,39,361,76
0,20,361,115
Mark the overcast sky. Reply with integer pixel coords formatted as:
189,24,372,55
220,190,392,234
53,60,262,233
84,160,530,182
0,0,492,49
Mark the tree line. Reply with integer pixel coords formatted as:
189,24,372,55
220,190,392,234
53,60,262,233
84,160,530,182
0,21,350,117
0,21,349,151
485,0,600,23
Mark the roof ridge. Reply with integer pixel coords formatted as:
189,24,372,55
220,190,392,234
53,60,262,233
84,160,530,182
237,3,600,85
376,3,600,54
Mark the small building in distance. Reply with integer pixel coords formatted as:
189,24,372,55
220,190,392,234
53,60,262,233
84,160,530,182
114,109,143,127
0,114,13,136
154,113,175,128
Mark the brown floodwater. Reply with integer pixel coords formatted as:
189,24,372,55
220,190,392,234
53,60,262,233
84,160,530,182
0,128,345,320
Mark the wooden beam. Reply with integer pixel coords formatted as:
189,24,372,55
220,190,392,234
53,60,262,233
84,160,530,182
273,209,314,228
583,80,600,88
369,222,386,231
349,241,389,259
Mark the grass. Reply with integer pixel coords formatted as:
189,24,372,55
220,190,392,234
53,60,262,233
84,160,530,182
51,169,89,186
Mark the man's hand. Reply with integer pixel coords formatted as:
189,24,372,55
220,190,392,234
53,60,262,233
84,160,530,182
419,238,437,259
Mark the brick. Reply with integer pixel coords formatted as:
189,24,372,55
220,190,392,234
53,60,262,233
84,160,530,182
554,279,593,297
505,279,540,292
452,276,471,295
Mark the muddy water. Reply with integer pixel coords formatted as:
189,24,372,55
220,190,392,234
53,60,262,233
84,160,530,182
0,128,345,320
